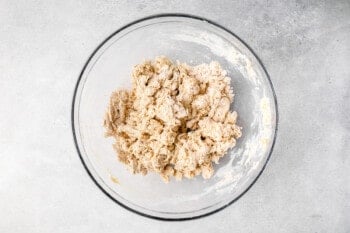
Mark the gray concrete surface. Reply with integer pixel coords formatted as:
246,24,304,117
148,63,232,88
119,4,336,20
0,0,349,232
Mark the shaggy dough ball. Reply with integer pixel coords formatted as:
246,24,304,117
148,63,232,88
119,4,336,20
104,57,242,182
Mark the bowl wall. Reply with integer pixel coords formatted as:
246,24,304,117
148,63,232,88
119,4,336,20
72,15,277,220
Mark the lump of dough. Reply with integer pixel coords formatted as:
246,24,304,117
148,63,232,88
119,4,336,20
104,56,242,182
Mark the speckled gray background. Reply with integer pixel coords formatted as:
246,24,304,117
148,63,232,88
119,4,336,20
0,0,349,232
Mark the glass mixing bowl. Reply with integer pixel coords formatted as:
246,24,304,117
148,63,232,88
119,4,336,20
72,14,278,220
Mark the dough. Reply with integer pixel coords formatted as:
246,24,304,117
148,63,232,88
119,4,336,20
104,57,242,182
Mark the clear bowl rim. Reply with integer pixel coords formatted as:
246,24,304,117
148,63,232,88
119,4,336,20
71,13,279,221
